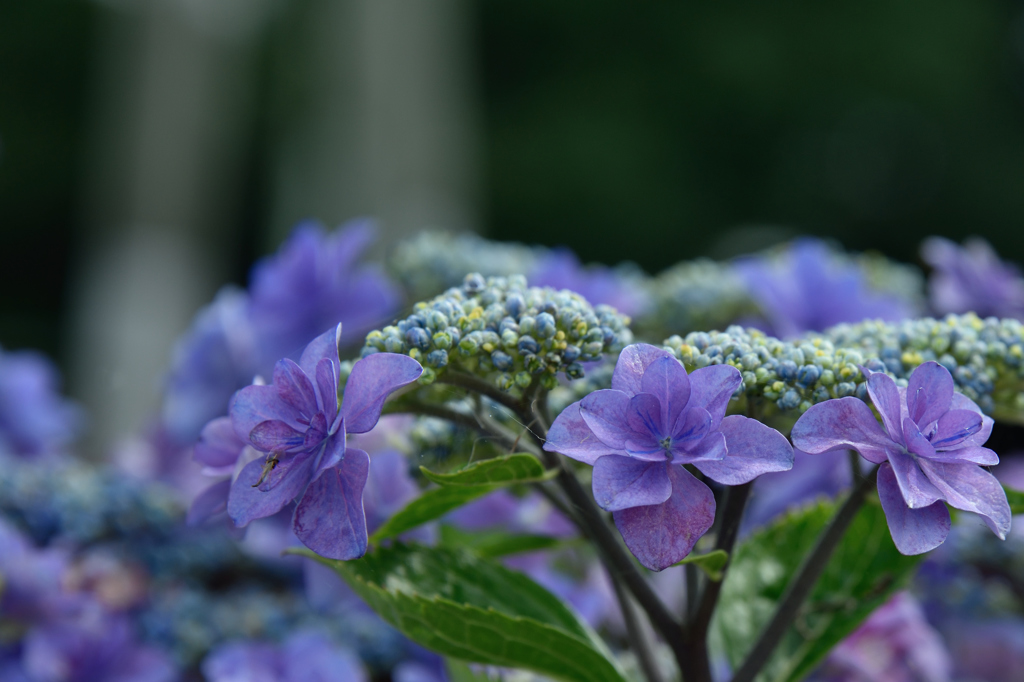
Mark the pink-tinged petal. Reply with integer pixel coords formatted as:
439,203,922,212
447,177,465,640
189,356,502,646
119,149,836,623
612,343,673,397
930,410,984,450
865,371,904,444
906,361,954,428
923,445,999,466
903,418,937,460
592,456,672,511
250,420,306,453
315,358,339,427
544,401,626,464
626,393,665,438
611,465,715,571
686,364,743,429
791,397,891,462
298,324,342,378
229,383,301,442
187,479,231,526
694,415,794,485
341,353,423,434
877,463,950,555
228,454,316,527
293,448,371,560
918,460,1012,540
273,359,319,415
949,393,994,445
195,417,245,468
674,430,726,465
888,450,943,508
580,390,634,450
639,356,691,429
670,406,712,446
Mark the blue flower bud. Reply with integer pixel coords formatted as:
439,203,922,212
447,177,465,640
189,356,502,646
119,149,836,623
515,371,532,388
505,293,525,318
405,327,432,350
384,336,406,354
432,331,452,350
464,273,485,293
517,335,540,355
562,344,580,362
796,364,821,388
777,360,798,382
836,382,856,397
536,313,556,339
778,389,801,410
426,350,449,368
491,350,514,371
519,316,537,336
566,362,585,379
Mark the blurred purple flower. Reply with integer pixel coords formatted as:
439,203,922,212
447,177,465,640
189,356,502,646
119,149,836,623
544,343,793,570
735,238,915,338
202,631,366,682
945,618,1024,682
227,324,422,560
530,248,649,318
0,347,82,458
792,361,1011,555
813,592,951,682
921,236,1024,320
162,220,400,446
743,449,855,532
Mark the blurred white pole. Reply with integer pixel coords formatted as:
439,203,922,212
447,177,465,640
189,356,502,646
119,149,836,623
69,0,270,455
266,0,481,250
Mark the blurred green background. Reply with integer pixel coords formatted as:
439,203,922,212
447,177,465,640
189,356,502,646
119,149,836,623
3,0,1024,363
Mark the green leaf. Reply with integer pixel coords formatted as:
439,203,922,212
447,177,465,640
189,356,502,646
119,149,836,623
673,549,729,581
294,544,628,682
439,524,563,558
1003,483,1024,515
445,659,492,682
420,453,556,486
370,485,497,542
713,498,922,682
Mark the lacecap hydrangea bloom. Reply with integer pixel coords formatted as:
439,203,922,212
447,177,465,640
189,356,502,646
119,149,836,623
922,236,1024,320
544,343,793,570
792,361,1011,555
228,324,422,559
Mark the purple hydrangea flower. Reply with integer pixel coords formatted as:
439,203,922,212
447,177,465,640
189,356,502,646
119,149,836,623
921,236,1024,320
202,631,366,682
735,238,915,338
544,343,793,570
814,592,951,682
227,324,422,560
529,248,649,318
792,361,1011,555
0,347,82,458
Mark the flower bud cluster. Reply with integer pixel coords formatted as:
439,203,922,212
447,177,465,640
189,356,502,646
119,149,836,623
388,231,543,299
663,314,1024,422
637,259,757,337
361,273,633,391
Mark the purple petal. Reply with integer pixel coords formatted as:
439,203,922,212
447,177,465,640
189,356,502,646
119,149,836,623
877,463,950,555
670,406,712,446
673,430,727,464
316,429,346,475
580,390,634,450
865,371,904,445
791,397,891,462
639,356,691,430
195,417,245,468
229,383,301,442
686,364,743,429
592,456,672,511
626,393,665,439
949,393,994,445
612,343,673,397
543,401,625,465
250,420,306,453
624,433,667,461
918,459,1012,540
930,409,984,450
341,353,423,434
906,361,954,428
298,324,342,378
903,417,937,460
228,454,316,527
888,450,943,508
694,415,794,485
612,465,716,571
273,359,319,416
924,445,999,466
315,358,339,427
293,448,371,560
187,479,231,526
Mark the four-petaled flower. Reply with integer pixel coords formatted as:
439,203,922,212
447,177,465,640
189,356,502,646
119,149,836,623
544,343,793,570
227,324,422,560
792,361,1011,555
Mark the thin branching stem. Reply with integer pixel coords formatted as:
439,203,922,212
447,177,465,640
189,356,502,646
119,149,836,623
437,370,523,412
730,465,879,682
611,570,667,682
